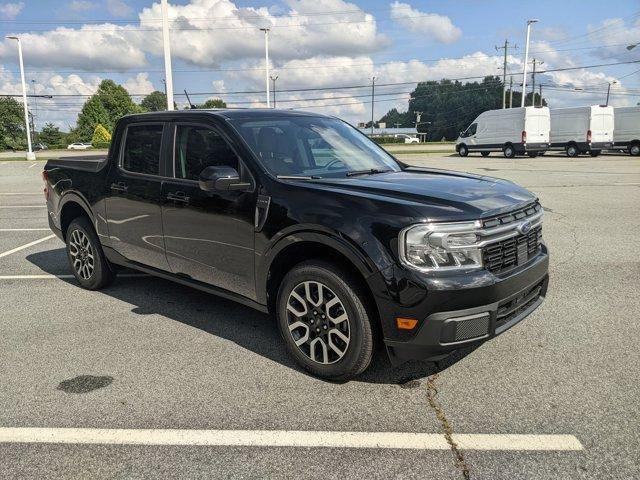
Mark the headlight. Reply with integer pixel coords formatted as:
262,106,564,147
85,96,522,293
399,221,483,272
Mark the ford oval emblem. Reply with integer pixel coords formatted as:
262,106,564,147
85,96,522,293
519,221,532,234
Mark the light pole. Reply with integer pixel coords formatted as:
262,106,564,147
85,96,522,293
160,0,174,110
606,80,617,106
6,36,35,160
521,19,538,108
260,28,271,108
270,75,278,108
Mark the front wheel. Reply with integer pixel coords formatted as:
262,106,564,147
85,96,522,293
66,217,115,290
276,260,375,381
628,144,640,156
458,144,469,157
566,144,579,157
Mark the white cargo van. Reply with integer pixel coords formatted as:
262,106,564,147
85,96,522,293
549,105,614,157
456,106,550,158
613,106,640,156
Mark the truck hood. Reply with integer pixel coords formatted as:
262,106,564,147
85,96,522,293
306,167,536,219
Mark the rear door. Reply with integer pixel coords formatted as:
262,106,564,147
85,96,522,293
105,122,170,271
161,122,257,300
525,110,550,143
590,109,614,143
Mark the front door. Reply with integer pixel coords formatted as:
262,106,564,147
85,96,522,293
161,123,256,300
105,122,170,271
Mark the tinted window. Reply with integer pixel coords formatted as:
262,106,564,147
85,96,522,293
174,125,239,180
229,116,400,178
122,124,164,175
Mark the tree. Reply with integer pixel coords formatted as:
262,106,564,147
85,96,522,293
74,79,143,141
38,122,63,147
92,124,112,147
197,98,226,109
377,108,412,128
141,91,167,112
0,97,26,150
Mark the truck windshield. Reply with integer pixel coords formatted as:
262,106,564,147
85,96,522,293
229,116,401,178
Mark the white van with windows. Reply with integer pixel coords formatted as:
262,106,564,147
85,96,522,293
549,105,614,157
456,106,550,158
613,106,640,156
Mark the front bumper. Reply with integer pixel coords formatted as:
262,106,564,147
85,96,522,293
375,246,549,364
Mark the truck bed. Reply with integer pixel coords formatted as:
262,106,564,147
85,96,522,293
45,155,109,173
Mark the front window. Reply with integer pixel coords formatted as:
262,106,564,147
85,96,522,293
229,116,401,178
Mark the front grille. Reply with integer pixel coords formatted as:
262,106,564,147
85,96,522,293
481,202,542,228
483,225,543,274
496,281,544,329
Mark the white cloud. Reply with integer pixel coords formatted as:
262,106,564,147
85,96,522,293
69,1,94,12
0,2,24,19
107,0,133,18
389,1,461,43
123,72,155,97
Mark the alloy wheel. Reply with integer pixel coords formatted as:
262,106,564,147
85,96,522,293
286,281,351,365
68,229,95,280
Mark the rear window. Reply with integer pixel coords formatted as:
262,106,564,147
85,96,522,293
122,124,164,175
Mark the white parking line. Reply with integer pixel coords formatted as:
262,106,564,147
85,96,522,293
0,428,583,451
0,235,56,259
0,193,41,195
0,205,46,208
0,228,50,231
28,163,39,168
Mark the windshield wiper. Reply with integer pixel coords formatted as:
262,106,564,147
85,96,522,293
276,175,322,180
346,168,393,177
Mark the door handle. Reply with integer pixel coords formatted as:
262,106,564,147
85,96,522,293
110,182,128,193
166,191,190,204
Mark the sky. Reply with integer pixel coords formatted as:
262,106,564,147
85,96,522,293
0,0,639,131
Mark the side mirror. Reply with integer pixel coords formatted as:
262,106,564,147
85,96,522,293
199,165,251,192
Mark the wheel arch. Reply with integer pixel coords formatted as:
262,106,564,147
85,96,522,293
59,193,95,241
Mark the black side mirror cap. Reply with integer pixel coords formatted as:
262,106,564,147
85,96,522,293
199,165,251,192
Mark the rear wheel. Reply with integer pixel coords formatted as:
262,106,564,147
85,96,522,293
276,260,375,381
480,151,490,157
66,217,115,290
503,144,516,158
458,144,469,157
629,144,640,156
566,144,579,157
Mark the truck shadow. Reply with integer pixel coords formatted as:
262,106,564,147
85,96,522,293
26,248,478,386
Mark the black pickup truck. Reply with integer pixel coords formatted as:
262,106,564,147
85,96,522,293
44,109,549,380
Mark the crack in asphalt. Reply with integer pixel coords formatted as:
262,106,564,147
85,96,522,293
426,373,471,480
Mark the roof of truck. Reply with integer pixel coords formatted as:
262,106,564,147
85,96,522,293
122,108,333,121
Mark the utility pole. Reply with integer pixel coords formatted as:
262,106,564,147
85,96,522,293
30,79,37,140
606,80,617,106
160,0,174,111
530,58,543,106
521,19,538,107
260,28,270,108
509,76,514,108
5,36,34,160
495,40,517,109
370,76,376,136
414,111,422,128
539,84,543,107
270,75,278,108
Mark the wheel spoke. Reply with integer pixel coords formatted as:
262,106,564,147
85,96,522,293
286,289,308,317
309,338,329,364
304,281,323,307
289,321,310,346
328,329,349,357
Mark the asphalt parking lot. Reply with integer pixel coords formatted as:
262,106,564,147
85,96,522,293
1,153,639,479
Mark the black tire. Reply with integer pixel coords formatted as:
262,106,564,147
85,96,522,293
458,144,469,157
629,144,640,156
503,144,516,158
276,260,375,381
566,144,579,157
480,151,490,157
527,152,538,158
65,216,115,290
589,150,601,157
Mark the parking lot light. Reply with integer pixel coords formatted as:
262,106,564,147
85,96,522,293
5,35,35,161
521,19,539,108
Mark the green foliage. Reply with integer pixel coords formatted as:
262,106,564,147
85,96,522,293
0,97,26,150
92,124,112,147
92,141,111,149
377,108,412,128
38,123,63,146
140,91,167,112
197,98,227,109
74,79,143,141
